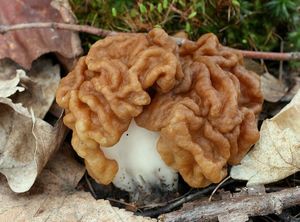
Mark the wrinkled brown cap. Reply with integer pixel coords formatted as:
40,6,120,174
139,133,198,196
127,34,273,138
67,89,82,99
56,29,263,187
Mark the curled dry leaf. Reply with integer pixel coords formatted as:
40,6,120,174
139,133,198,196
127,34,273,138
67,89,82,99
243,59,265,76
231,90,300,185
0,0,82,69
260,72,288,103
0,146,154,222
282,77,300,102
1,58,61,118
0,98,65,192
0,59,63,192
0,69,26,98
13,59,61,118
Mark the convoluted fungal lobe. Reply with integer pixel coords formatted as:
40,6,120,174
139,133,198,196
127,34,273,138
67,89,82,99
136,34,263,187
56,29,263,190
56,29,183,187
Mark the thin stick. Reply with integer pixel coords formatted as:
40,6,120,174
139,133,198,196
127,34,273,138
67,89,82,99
84,172,97,199
236,50,300,61
0,22,117,37
159,187,300,222
137,179,235,217
1,22,300,61
208,176,231,202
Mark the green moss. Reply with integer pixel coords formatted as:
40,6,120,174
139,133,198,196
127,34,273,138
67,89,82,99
70,0,300,55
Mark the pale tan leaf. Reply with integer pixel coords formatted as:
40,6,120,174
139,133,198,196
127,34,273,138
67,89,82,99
0,57,64,192
0,97,66,192
282,77,300,102
244,58,264,76
260,72,288,103
0,58,61,118
13,59,61,118
0,69,26,98
230,90,300,185
0,146,155,222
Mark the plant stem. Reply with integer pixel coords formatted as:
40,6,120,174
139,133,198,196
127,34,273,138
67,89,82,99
1,22,299,61
0,22,117,37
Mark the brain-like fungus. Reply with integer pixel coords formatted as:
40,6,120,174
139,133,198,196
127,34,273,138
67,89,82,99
56,28,263,191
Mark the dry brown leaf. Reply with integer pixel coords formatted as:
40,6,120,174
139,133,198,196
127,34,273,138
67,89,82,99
230,90,300,185
0,58,64,192
12,59,61,118
0,58,61,118
0,146,155,222
244,58,265,76
0,97,65,192
260,72,288,102
0,69,26,98
282,77,300,102
0,0,82,69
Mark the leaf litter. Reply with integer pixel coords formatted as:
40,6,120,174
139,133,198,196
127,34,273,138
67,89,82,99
0,0,83,196
0,145,154,222
0,0,299,220
231,89,300,185
0,0,82,69
0,69,27,98
1,1,157,221
0,58,64,193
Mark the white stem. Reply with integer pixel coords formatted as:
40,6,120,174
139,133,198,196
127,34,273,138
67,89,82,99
102,121,178,194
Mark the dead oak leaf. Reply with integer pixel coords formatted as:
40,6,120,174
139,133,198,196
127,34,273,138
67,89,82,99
0,58,63,193
231,90,300,185
0,69,26,98
0,146,155,222
0,97,66,193
12,58,61,119
260,72,288,103
0,0,82,69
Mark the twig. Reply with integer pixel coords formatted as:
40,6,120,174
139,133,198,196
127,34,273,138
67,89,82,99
235,50,300,61
137,179,235,217
208,176,231,202
159,186,300,222
1,22,300,61
107,198,141,213
275,33,284,81
161,0,175,25
85,172,97,199
0,22,117,37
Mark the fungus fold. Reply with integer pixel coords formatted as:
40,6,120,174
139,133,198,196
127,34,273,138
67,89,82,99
56,28,263,194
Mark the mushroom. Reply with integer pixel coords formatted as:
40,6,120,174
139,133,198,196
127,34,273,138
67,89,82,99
102,120,178,200
56,28,263,199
